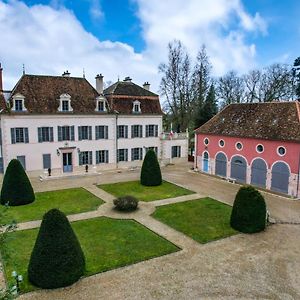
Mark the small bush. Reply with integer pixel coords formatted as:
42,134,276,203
230,186,267,233
28,209,85,289
0,159,35,206
140,149,162,186
113,196,139,211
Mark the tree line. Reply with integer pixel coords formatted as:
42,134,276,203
159,40,300,131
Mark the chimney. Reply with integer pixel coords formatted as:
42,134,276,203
124,76,132,82
0,63,3,91
143,81,150,91
95,74,104,94
62,70,70,77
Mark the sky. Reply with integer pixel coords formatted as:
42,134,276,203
0,0,299,93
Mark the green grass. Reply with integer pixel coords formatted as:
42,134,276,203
98,180,194,202
152,198,237,243
0,188,104,224
1,217,179,293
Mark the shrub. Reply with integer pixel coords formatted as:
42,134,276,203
230,186,267,233
0,159,35,206
113,195,139,211
28,209,85,289
140,149,162,186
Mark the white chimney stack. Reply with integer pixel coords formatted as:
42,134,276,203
62,70,70,77
143,81,150,91
96,74,104,94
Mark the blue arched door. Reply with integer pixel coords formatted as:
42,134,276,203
215,153,227,177
202,152,209,173
230,156,247,183
271,162,290,194
251,158,267,188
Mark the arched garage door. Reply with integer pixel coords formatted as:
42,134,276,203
251,158,267,188
231,156,247,183
215,153,227,177
271,162,290,194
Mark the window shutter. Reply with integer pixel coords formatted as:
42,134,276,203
38,127,42,143
89,151,92,165
50,127,54,142
131,148,134,161
88,126,92,140
125,126,128,138
139,125,143,138
117,150,119,162
140,148,143,160
78,127,82,141
96,151,99,164
95,126,99,140
71,126,75,141
105,126,108,139
146,125,149,137
11,128,16,144
155,125,158,137
117,126,119,139
105,150,109,163
131,125,134,138
125,149,128,161
58,126,62,141
78,152,82,166
24,128,29,143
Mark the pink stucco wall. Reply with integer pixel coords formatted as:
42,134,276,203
195,134,300,174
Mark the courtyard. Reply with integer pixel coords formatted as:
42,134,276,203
0,163,299,299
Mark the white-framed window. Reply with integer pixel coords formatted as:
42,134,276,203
117,125,128,138
277,146,286,156
131,148,143,161
11,127,29,144
96,150,109,164
131,125,143,138
132,100,141,113
146,125,158,137
95,96,107,112
79,151,93,165
256,144,264,153
58,126,75,141
38,127,54,143
117,149,128,162
12,94,27,112
219,139,225,147
58,94,73,112
78,126,92,140
204,138,209,145
235,142,243,151
95,126,108,139
172,146,181,158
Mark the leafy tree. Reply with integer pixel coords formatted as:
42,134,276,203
230,186,267,233
28,209,85,289
0,159,35,206
293,57,300,99
140,150,162,186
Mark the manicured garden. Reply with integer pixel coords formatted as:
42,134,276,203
152,198,237,243
98,180,194,202
1,217,179,292
0,188,104,224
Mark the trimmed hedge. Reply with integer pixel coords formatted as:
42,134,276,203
230,186,267,233
28,209,85,289
140,150,162,186
0,159,35,206
113,195,139,211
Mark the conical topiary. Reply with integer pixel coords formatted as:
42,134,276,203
140,149,162,186
0,159,35,206
28,209,85,289
230,186,267,233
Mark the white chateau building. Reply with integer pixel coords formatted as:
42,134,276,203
0,66,188,176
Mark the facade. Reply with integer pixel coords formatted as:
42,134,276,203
0,69,188,176
195,102,300,198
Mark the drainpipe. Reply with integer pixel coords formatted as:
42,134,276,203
194,132,198,170
114,110,119,169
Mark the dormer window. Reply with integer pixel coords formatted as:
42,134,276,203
95,96,107,112
58,94,73,112
132,100,141,113
12,93,27,112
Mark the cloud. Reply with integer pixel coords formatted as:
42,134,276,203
0,0,267,92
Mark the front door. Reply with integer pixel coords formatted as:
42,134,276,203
63,152,73,172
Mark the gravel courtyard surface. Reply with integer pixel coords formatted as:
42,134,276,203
13,163,300,299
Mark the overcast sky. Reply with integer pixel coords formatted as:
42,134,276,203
0,0,299,92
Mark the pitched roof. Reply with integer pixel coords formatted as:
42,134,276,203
195,102,300,143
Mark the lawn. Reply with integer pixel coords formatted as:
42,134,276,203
98,180,194,202
152,198,237,243
0,188,104,224
1,217,179,293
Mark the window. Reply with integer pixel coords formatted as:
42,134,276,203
95,97,107,112
43,154,51,169
78,126,92,140
98,101,104,112
117,125,128,139
17,155,26,170
132,100,141,113
12,94,27,112
235,142,243,150
79,151,92,165
204,138,209,145
96,150,109,164
62,100,69,112
256,144,264,153
95,126,108,139
277,146,286,156
131,148,143,161
146,125,158,137
172,146,181,158
58,126,75,141
219,139,225,147
38,127,54,143
117,149,128,162
131,125,143,138
146,147,158,156
58,94,73,112
11,128,29,144
15,100,23,111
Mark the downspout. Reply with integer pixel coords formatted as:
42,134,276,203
194,131,198,170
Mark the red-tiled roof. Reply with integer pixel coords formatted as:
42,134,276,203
195,102,300,142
